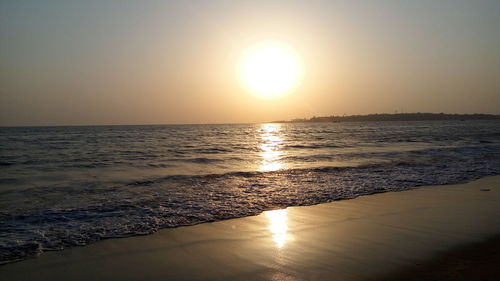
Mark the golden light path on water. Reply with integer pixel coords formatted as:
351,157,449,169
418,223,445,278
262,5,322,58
258,124,292,249
259,123,284,172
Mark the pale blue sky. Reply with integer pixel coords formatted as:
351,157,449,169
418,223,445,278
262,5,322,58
1,0,499,125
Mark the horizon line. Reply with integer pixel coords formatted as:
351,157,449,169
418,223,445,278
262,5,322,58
2,112,499,128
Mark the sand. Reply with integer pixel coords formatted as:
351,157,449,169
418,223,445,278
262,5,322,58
1,176,499,281
371,234,500,281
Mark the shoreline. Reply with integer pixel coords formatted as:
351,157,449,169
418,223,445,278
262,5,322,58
1,175,499,280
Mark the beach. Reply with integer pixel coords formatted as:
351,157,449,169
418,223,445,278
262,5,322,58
1,175,499,281
2,1,499,279
2,0,500,280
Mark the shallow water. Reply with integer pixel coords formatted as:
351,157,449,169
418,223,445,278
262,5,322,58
1,120,499,263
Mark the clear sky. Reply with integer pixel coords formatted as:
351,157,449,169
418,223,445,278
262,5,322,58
1,0,499,126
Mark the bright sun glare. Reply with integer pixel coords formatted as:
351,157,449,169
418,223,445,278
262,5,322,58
238,41,303,98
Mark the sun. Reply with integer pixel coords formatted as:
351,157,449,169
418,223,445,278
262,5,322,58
237,41,304,98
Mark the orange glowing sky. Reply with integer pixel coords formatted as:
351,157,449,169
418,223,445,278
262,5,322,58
1,0,499,126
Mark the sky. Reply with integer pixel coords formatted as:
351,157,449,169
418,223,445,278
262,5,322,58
1,0,499,126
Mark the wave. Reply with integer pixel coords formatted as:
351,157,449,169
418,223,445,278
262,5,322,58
1,151,499,264
2,121,500,264
283,144,347,150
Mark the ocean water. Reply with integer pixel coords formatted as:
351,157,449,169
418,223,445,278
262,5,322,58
1,120,500,264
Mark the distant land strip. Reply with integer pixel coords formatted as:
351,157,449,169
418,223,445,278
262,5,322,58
272,113,500,123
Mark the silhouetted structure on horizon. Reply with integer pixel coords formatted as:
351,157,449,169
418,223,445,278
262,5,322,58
273,113,500,123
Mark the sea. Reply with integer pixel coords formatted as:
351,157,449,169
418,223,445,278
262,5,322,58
1,120,500,264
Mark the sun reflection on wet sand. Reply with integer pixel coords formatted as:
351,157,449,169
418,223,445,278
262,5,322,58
259,124,284,172
265,209,289,249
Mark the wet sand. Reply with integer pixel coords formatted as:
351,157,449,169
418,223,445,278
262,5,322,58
1,176,499,281
371,234,500,281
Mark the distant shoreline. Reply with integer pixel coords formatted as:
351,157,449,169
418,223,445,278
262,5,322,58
272,113,500,123
2,113,500,128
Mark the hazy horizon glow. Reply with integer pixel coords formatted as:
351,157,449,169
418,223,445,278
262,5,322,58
1,0,499,126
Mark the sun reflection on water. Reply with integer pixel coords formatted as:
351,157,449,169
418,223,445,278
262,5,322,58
265,209,289,249
259,124,284,172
